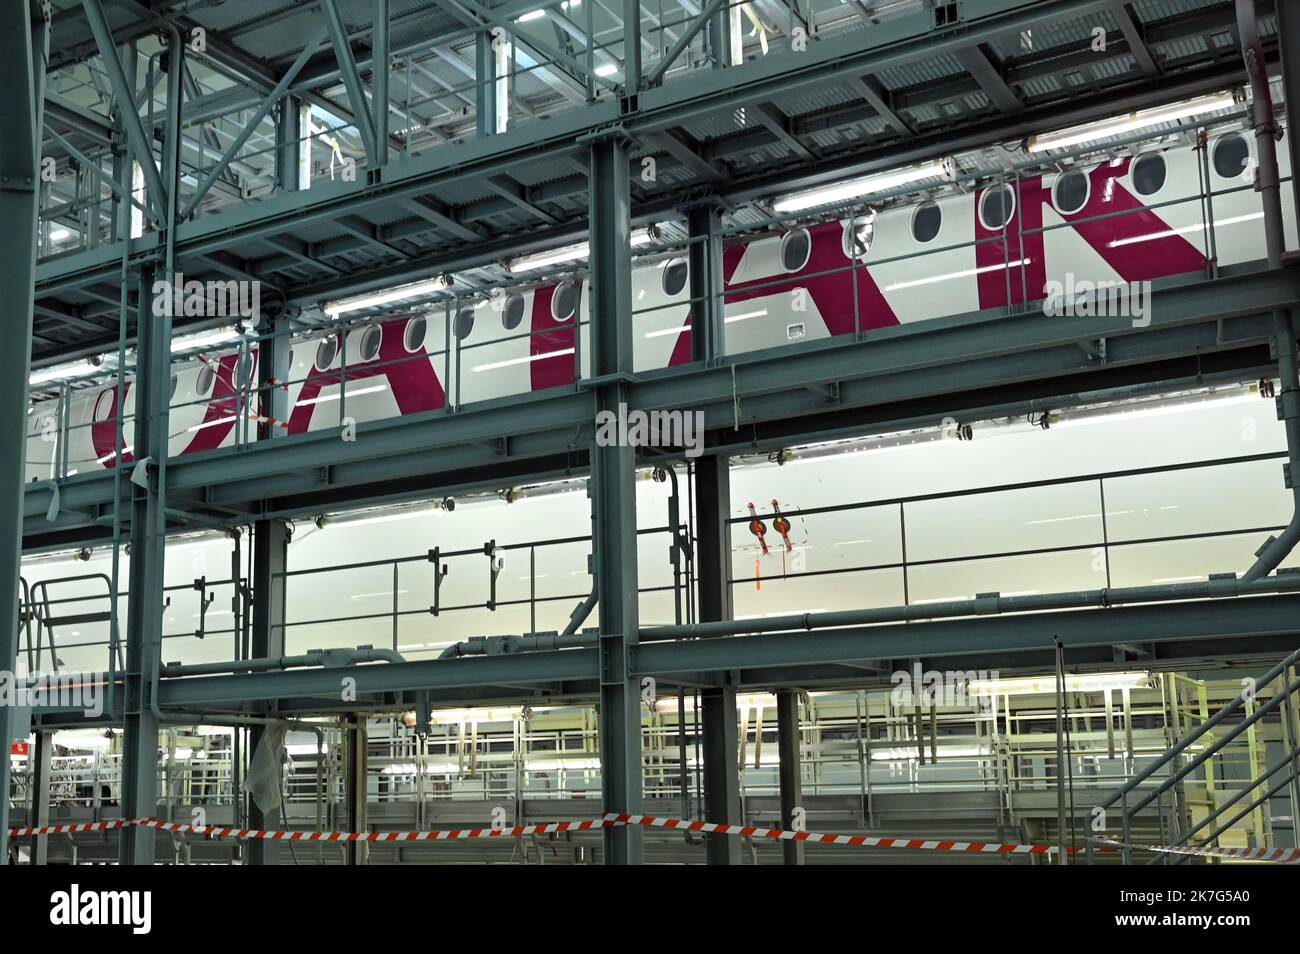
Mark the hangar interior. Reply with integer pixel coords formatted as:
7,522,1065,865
4,0,1300,865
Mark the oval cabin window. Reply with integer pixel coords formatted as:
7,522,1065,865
780,228,812,272
502,293,526,331
1052,170,1090,215
911,202,942,243
661,259,688,296
1213,133,1251,179
404,316,427,352
1131,153,1167,196
552,281,579,322
314,337,338,372
979,184,1016,231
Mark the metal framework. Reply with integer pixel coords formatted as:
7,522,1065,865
6,0,1300,865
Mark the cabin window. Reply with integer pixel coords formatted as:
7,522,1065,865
842,215,875,258
780,228,812,272
359,325,382,362
454,306,476,340
502,293,526,330
1213,133,1251,179
1131,153,1167,196
911,202,942,243
404,316,427,352
979,184,1016,231
661,259,688,296
1052,169,1090,215
196,365,216,397
552,281,579,322
314,337,338,372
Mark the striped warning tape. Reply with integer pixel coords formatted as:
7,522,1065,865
131,817,610,842
1092,836,1300,864
609,812,1069,854
7,821,128,837
13,817,1296,862
6,815,1067,854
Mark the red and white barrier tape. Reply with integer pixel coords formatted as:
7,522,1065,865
13,817,1296,862
7,815,1067,854
609,812,1069,854
1093,836,1300,864
8,820,128,837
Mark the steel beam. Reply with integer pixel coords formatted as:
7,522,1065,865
320,0,380,165
0,0,46,863
344,715,368,864
246,313,291,865
181,34,324,219
1115,2,1160,77
118,262,167,865
687,200,724,363
776,688,803,864
374,0,390,153
28,730,52,865
588,132,643,864
695,454,741,864
648,0,728,87
633,596,1300,676
475,30,498,136
79,0,166,220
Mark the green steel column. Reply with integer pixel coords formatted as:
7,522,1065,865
776,687,804,864
694,454,742,864
247,313,290,865
0,0,46,864
623,0,641,93
687,200,725,365
29,730,52,865
118,261,168,865
374,0,390,155
1279,0,1300,227
589,132,643,864
344,715,368,865
475,31,497,137
276,96,302,192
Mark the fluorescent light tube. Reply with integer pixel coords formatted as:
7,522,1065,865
1027,90,1238,153
324,276,450,318
507,228,654,273
170,326,245,354
771,158,957,214
29,358,109,388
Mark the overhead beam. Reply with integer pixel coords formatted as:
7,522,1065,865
954,44,1024,113
1115,2,1161,77
180,32,325,220
320,0,381,165
79,0,166,219
749,101,815,160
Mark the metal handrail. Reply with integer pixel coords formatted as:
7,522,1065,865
1087,646,1300,863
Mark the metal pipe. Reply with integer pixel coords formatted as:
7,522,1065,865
641,574,1300,641
561,589,598,637
438,630,597,659
161,646,405,677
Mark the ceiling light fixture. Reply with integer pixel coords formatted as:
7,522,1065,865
506,228,654,273
1027,90,1239,153
323,276,451,318
771,157,957,214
